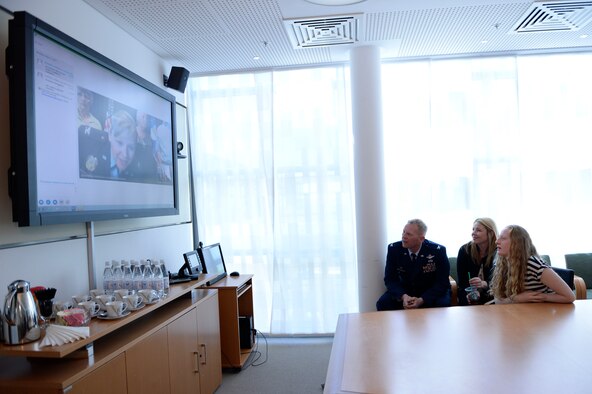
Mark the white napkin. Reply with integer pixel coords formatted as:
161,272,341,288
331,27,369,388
39,324,90,347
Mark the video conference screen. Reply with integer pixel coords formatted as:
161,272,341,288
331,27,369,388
33,31,176,214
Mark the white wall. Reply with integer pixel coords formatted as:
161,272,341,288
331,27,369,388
92,224,194,292
0,1,194,302
0,239,89,303
0,0,181,98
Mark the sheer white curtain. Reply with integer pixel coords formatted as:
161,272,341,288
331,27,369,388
382,53,592,264
187,67,358,334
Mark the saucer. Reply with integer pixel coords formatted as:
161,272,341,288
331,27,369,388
97,310,131,320
129,302,145,311
143,299,160,305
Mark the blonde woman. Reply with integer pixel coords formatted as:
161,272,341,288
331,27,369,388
490,225,575,304
456,218,498,305
108,109,137,179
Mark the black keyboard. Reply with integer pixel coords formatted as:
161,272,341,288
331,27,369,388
169,274,191,284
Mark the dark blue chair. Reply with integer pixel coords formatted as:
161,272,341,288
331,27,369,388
565,253,592,299
448,257,458,306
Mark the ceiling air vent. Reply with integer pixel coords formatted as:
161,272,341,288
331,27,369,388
284,14,363,48
511,1,592,33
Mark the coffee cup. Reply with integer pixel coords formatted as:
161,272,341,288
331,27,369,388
114,289,132,301
72,294,92,304
123,294,143,309
138,289,159,303
465,286,481,305
78,300,100,317
96,294,116,310
105,300,128,317
52,300,73,315
90,289,105,298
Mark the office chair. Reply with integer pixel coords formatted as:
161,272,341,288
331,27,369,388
448,256,458,306
448,257,458,282
565,253,592,299
449,277,458,306
551,266,587,300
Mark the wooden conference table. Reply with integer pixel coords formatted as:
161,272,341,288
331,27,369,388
324,300,592,393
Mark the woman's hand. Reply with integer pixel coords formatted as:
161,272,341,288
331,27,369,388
513,291,547,303
469,277,486,289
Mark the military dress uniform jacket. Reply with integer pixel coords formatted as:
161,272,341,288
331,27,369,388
383,239,451,306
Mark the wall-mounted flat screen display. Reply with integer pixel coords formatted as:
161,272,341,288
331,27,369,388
7,11,179,226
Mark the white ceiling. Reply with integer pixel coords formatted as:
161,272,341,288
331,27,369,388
83,0,592,75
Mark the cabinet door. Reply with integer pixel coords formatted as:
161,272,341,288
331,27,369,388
126,327,170,394
68,353,127,394
168,308,201,394
217,287,241,367
197,293,222,394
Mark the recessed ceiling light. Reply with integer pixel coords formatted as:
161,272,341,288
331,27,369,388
481,40,488,44
253,56,261,60
580,34,589,39
304,0,366,5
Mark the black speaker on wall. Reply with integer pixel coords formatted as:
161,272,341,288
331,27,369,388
163,66,189,93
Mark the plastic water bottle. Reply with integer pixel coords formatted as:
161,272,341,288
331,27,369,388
151,260,165,298
111,260,124,291
140,259,147,274
102,261,113,294
122,260,133,291
142,262,153,290
131,260,143,292
160,260,170,297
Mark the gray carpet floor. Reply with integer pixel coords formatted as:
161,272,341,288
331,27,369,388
215,335,333,394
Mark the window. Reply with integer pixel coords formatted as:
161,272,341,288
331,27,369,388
382,54,592,261
187,68,358,334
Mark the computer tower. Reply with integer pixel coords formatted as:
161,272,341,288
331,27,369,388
239,315,254,349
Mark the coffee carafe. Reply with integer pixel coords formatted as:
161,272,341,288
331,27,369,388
2,280,41,345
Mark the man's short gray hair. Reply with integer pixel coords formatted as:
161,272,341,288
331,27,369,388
407,219,427,236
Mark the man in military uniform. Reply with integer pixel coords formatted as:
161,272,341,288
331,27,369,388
78,125,110,179
376,219,451,310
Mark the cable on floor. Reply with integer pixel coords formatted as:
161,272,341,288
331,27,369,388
242,329,268,369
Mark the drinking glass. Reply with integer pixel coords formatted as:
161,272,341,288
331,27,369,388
465,287,480,305
38,299,54,328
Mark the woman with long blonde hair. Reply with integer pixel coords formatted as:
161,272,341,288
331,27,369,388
456,218,498,305
490,225,574,304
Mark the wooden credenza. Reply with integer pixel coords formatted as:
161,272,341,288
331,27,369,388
0,276,223,394
207,275,255,370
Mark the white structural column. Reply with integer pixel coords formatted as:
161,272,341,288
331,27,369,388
350,45,387,312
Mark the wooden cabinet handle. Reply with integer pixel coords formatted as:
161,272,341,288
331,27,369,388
193,351,200,373
199,344,207,365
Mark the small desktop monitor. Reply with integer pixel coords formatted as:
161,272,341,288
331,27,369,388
200,243,227,275
199,243,228,286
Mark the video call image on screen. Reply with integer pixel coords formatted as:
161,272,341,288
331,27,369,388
33,31,175,213
77,87,173,184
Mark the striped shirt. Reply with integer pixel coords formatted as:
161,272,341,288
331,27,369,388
524,256,553,294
